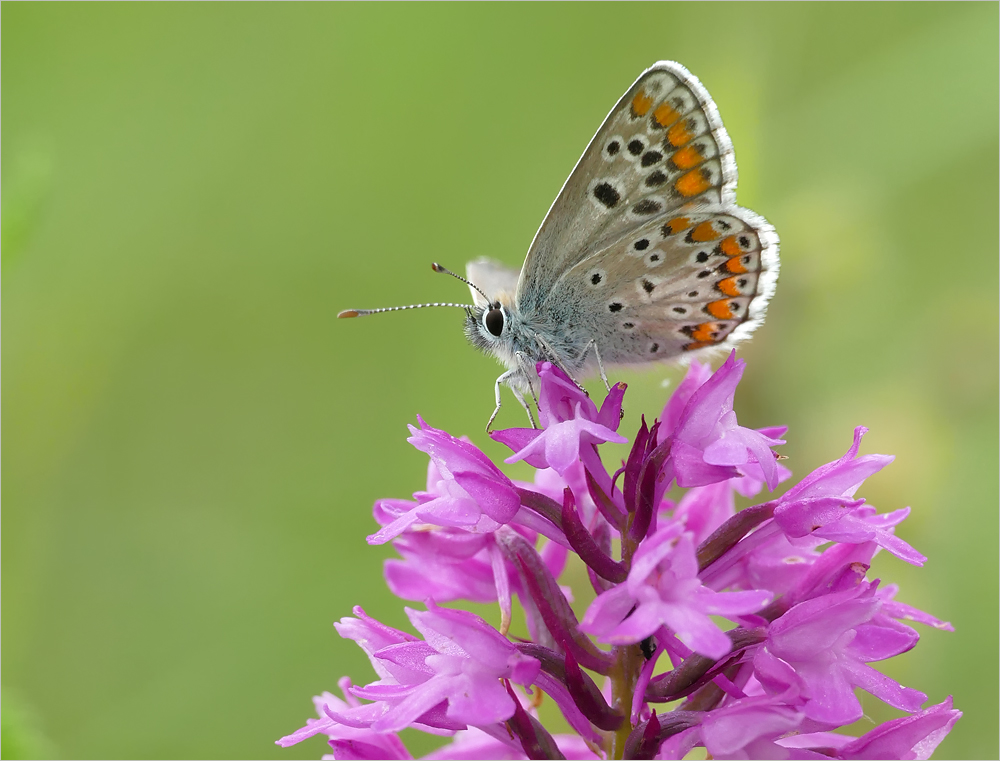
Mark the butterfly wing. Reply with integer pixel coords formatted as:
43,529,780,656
466,257,520,308
515,61,739,311
515,61,778,367
548,207,778,366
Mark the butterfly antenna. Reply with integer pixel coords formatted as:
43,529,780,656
431,262,491,304
338,263,485,319
338,302,474,318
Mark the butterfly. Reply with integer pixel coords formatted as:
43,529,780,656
340,62,779,430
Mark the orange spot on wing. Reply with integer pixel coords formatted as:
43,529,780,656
690,322,720,342
670,144,703,170
724,257,749,274
653,102,680,127
706,299,735,319
667,119,694,147
719,236,743,257
716,276,742,297
632,91,653,117
689,221,720,242
675,168,711,197
664,216,692,235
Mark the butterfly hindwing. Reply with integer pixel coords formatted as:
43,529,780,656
543,207,778,365
516,61,738,312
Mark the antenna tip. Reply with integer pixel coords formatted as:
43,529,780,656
338,309,360,318
431,262,445,273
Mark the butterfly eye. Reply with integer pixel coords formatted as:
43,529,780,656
484,306,504,337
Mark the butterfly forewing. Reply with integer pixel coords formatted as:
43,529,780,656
515,62,738,312
466,257,521,308
511,61,777,369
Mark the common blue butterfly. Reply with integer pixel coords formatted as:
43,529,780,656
340,62,779,429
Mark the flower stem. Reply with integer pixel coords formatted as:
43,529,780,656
608,643,644,759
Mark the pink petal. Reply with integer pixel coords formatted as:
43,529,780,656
674,352,743,446
367,509,422,545
371,679,457,733
796,657,863,725
580,583,634,638
846,620,919,662
699,587,773,618
491,427,547,468
660,359,714,440
836,696,960,760
605,602,664,644
415,494,481,527
454,471,520,523
659,602,733,659
701,703,803,757
445,673,517,725
841,659,927,713
671,440,740,487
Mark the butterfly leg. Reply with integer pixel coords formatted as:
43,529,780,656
585,340,612,393
510,386,537,430
526,380,540,415
583,340,622,420
514,351,541,418
487,370,537,432
486,372,508,433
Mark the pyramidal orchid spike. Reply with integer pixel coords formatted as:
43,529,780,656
280,348,958,760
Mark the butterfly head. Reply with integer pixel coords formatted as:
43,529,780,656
465,293,518,357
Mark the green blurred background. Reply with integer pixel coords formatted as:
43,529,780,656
3,3,997,759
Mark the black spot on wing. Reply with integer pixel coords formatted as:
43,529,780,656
593,183,620,208
641,150,663,167
645,170,668,188
632,199,662,215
